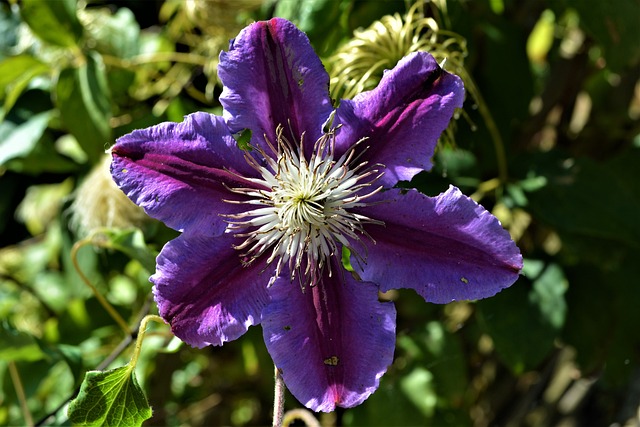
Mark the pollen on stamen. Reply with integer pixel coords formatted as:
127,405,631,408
222,124,385,289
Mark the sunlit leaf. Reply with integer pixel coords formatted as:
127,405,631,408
55,52,112,164
0,101,80,174
68,365,152,427
20,0,83,47
16,179,74,235
0,55,50,116
274,0,350,55
527,9,555,63
0,110,52,166
83,7,140,58
528,263,567,330
232,128,252,151
400,367,436,417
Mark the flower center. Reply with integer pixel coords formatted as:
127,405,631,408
224,125,383,288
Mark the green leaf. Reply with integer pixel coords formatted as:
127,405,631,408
419,322,468,403
97,228,158,273
0,102,80,174
528,263,567,330
83,7,140,58
20,0,83,47
37,341,84,386
0,55,50,116
232,128,253,151
0,3,20,55
6,138,81,174
527,149,640,266
526,9,555,63
16,179,74,235
344,375,429,426
477,270,558,374
563,260,640,386
0,110,52,166
55,52,112,164
399,367,437,418
274,0,350,55
68,365,152,427
562,0,640,70
0,322,46,362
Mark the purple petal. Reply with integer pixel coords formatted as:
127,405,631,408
353,187,522,303
218,18,333,153
111,112,261,236
262,260,396,412
334,52,464,187
152,233,271,348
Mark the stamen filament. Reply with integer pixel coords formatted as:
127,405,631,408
223,124,384,289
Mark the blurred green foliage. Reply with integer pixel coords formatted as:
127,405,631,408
1,0,639,426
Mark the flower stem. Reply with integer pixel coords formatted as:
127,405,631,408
129,315,165,369
272,366,286,427
8,361,33,427
34,297,155,426
458,69,509,186
102,52,208,68
470,177,501,202
71,238,131,335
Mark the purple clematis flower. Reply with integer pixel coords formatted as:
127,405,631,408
110,18,522,412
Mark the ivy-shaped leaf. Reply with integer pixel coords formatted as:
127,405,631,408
67,365,152,427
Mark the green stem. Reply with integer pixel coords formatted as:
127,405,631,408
129,315,165,369
282,409,321,427
470,177,502,202
459,69,509,186
102,52,208,68
34,297,155,426
71,238,131,335
8,361,33,427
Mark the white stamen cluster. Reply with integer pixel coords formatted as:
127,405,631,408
224,125,383,288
